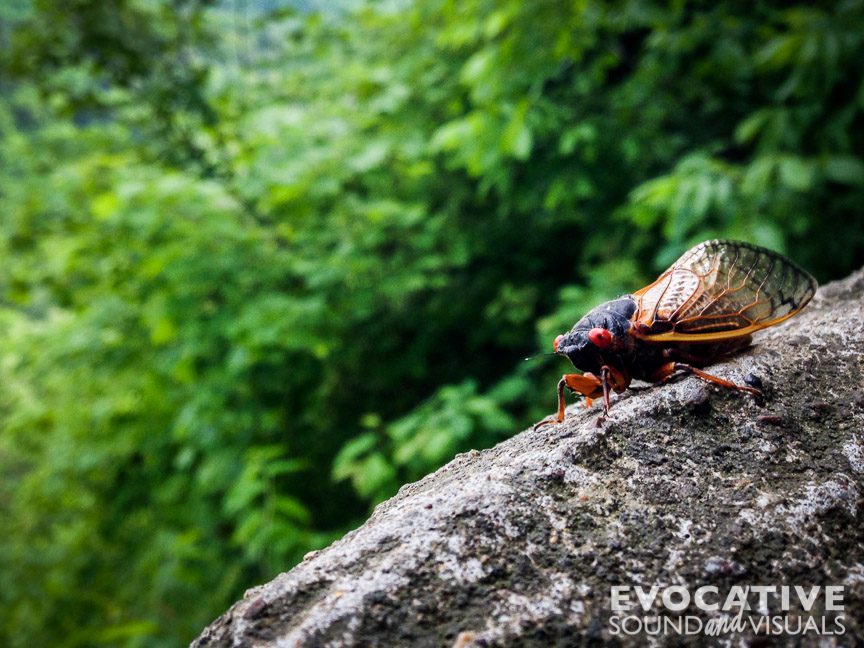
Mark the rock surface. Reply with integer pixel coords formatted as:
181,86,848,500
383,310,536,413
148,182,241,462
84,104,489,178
193,268,864,647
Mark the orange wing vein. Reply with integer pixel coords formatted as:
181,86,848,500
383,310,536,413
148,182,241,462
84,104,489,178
631,240,817,343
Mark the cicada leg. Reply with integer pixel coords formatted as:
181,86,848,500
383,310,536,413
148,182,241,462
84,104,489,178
650,362,762,398
534,373,604,429
599,365,631,413
600,367,611,412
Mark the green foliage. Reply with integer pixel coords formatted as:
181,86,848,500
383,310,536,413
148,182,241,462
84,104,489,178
333,379,517,503
1,0,863,646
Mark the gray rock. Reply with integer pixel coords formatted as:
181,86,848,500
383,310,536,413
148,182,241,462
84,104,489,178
193,268,864,647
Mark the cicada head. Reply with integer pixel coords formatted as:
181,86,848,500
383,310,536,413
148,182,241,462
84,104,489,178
552,297,637,374
553,328,604,374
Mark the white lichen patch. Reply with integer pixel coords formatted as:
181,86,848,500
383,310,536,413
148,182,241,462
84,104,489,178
756,493,772,509
274,565,412,648
475,572,584,643
663,548,685,574
436,535,488,584
736,478,860,539
842,435,864,473
783,478,859,529
673,518,693,544
843,563,864,588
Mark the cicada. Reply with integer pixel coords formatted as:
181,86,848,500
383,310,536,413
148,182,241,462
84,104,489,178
538,240,817,426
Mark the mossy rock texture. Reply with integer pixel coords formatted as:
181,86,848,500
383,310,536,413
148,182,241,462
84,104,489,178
193,268,864,647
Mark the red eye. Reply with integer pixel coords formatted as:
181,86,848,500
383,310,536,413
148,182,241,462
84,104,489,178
588,327,613,348
553,335,564,352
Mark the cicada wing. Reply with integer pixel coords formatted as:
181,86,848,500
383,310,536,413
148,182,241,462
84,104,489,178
632,240,817,342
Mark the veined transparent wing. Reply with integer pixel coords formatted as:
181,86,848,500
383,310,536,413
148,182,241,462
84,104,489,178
632,240,817,342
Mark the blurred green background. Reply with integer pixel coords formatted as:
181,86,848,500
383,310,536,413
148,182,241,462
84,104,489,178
1,0,863,645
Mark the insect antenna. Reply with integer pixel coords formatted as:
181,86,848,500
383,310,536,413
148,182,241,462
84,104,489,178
523,352,558,362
